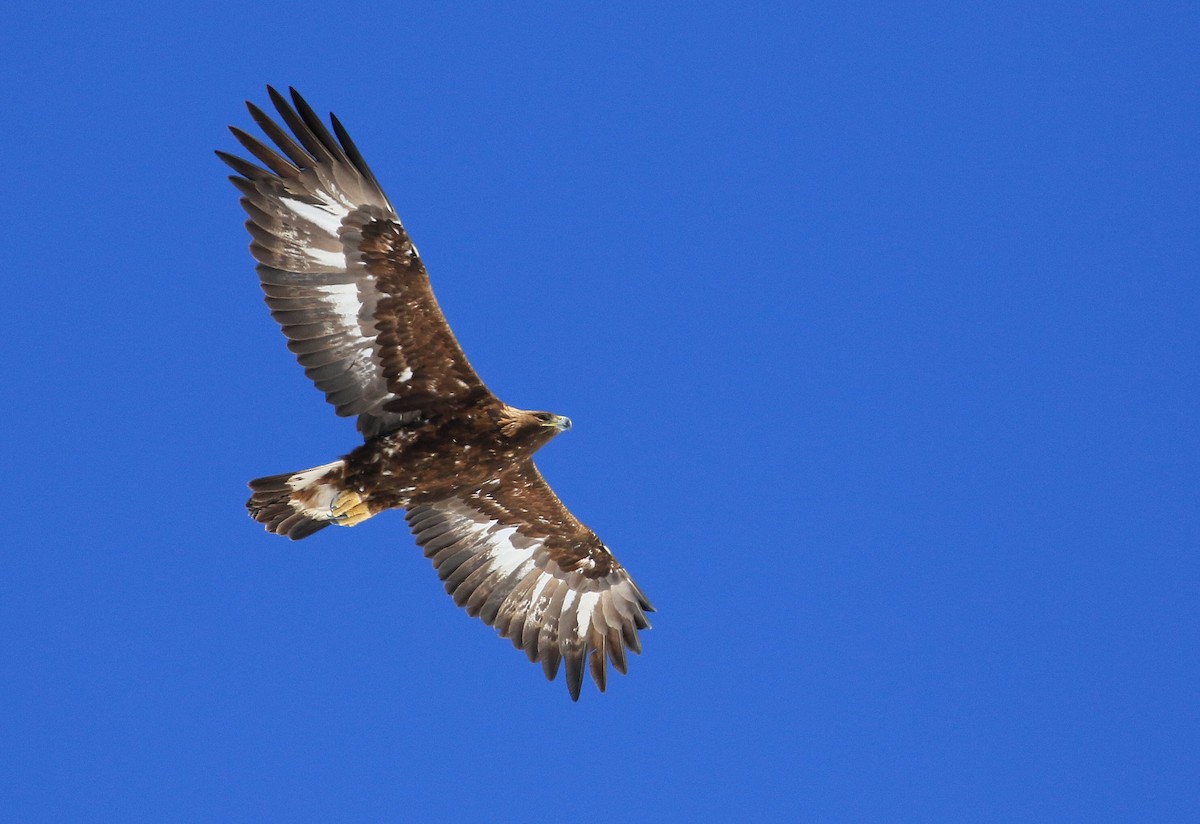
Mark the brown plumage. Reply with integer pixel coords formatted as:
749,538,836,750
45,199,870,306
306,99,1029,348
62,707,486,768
219,87,652,700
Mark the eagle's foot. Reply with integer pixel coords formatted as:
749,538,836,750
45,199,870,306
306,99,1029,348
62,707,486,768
330,490,372,527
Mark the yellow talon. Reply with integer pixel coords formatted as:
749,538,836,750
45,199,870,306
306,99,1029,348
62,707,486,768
330,490,372,526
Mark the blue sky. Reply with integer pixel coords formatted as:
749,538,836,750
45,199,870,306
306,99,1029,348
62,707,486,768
2,2,1197,821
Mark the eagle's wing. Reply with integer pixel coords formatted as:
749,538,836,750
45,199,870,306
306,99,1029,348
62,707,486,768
218,87,488,438
406,461,654,700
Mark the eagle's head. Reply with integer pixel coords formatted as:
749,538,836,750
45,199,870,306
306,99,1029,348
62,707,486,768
498,406,572,444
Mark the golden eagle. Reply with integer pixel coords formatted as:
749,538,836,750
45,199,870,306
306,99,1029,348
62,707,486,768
217,88,652,700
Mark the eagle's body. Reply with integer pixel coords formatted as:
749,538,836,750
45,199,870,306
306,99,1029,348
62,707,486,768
249,401,569,535
219,88,651,699
340,402,562,512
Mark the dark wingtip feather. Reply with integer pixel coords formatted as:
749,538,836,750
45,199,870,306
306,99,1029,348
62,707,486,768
266,84,289,114
623,624,643,656
607,629,628,675
589,646,608,693
330,111,389,205
215,149,268,181
246,100,311,169
228,126,297,178
288,87,350,166
636,585,656,613
267,86,330,164
564,653,585,701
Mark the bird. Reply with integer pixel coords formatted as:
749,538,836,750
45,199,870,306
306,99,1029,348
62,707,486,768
217,87,653,700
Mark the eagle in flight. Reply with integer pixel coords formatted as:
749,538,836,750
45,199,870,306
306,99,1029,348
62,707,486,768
218,87,653,700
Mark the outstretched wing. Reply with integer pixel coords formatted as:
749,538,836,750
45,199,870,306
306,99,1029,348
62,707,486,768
405,461,654,700
218,87,489,438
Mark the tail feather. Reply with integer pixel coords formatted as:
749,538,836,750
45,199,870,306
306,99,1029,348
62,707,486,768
247,460,346,540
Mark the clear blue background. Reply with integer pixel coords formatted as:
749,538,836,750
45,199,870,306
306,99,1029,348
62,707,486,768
2,2,1196,821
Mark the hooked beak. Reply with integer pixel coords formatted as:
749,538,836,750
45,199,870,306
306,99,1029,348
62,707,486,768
552,415,572,432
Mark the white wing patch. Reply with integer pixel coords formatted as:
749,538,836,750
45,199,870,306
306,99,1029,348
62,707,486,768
485,525,533,577
280,192,352,238
526,571,552,610
314,282,367,325
303,244,348,270
574,591,600,640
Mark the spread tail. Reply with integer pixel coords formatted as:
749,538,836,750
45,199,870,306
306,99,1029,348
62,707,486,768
247,460,372,540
